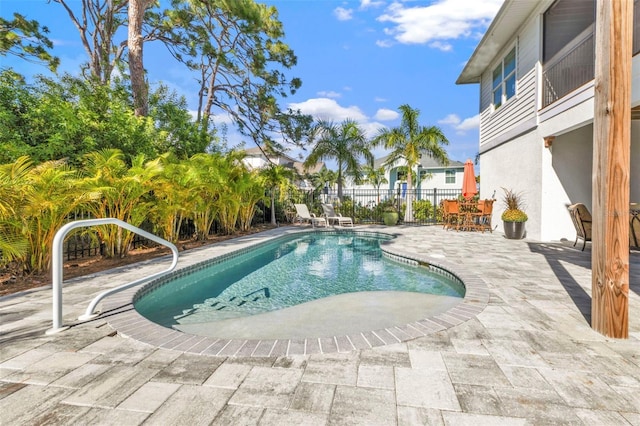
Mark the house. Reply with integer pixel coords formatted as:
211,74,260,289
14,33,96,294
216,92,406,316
457,0,640,241
242,147,324,191
347,152,466,195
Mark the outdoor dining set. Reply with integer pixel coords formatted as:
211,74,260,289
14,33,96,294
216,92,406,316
441,198,495,232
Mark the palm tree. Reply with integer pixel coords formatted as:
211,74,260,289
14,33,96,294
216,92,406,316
363,165,388,204
82,149,161,257
150,154,198,243
308,167,338,199
236,169,266,231
304,119,373,201
0,156,31,265
260,164,295,225
372,104,449,222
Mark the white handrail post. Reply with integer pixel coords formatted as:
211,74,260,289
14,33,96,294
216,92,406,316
47,221,73,334
46,218,178,335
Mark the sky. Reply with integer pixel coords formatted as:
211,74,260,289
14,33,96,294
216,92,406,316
0,0,504,168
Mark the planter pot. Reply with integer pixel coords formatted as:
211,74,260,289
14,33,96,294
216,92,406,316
503,221,526,239
382,212,399,226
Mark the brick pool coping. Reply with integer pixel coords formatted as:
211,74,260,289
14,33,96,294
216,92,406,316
100,226,490,357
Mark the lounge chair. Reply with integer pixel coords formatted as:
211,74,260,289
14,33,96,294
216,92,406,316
568,203,592,250
321,203,354,227
294,204,328,228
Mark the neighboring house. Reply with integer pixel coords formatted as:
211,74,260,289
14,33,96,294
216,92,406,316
350,152,466,193
242,147,324,191
457,0,640,241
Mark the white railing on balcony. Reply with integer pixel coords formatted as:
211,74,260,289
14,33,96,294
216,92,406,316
542,31,594,109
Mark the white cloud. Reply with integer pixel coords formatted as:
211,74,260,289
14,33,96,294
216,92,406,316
360,121,387,138
429,41,453,52
456,114,480,131
287,98,389,139
317,90,342,98
377,0,502,47
376,39,393,48
210,112,235,126
374,97,387,102
438,114,461,126
438,113,480,134
334,7,353,21
289,98,368,122
374,108,399,121
360,0,385,9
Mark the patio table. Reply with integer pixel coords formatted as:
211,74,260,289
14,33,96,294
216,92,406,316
458,201,479,231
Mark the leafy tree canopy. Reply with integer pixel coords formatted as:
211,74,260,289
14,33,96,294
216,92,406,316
0,13,59,72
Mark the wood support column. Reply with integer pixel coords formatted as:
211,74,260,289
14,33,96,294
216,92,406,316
591,0,632,338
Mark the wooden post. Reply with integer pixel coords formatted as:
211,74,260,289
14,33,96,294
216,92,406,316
591,0,632,338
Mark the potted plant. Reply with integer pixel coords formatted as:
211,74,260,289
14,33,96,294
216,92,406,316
381,200,399,226
501,188,528,239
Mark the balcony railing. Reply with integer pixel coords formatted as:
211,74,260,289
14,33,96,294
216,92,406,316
542,32,594,109
543,2,640,109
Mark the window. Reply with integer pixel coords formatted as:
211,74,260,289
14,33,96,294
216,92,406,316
445,170,455,184
492,47,516,109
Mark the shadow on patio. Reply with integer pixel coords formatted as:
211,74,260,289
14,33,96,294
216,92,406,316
527,241,640,325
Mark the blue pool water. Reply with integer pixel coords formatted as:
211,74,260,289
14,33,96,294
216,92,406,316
134,233,465,328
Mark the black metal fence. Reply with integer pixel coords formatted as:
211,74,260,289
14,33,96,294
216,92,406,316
291,187,463,225
60,188,461,261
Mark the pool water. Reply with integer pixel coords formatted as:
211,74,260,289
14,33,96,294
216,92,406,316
134,233,465,328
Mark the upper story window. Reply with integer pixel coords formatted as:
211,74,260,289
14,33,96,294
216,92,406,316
492,47,516,109
445,169,455,184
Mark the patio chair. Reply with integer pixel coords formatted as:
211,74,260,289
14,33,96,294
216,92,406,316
568,203,592,251
294,204,328,228
472,199,495,232
321,203,354,227
442,199,460,231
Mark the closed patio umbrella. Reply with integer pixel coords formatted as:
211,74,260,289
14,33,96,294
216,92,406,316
462,159,478,199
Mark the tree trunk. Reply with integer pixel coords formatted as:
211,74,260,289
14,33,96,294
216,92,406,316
271,192,277,225
404,168,414,223
128,0,151,116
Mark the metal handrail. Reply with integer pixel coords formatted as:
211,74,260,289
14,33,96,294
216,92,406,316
46,218,179,335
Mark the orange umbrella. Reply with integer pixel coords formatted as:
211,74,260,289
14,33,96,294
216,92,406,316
462,159,478,199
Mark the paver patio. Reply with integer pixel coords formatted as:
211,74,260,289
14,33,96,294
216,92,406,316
1,225,639,424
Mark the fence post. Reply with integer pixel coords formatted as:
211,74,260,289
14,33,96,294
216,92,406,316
433,188,438,223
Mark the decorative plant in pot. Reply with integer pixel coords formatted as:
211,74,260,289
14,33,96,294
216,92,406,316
501,188,528,239
381,201,399,226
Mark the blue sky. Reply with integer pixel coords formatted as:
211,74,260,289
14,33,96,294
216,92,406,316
1,0,503,166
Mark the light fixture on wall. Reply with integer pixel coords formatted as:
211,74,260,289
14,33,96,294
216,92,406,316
544,136,555,148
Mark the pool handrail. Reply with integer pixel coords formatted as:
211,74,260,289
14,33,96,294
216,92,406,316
47,218,179,335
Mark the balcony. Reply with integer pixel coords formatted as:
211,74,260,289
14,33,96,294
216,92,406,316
542,1,640,109
541,31,594,109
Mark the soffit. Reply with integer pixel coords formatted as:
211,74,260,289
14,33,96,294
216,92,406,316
456,0,547,85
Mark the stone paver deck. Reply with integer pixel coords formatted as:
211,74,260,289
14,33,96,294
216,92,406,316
1,225,640,425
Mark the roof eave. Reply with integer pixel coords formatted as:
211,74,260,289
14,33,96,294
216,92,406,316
456,0,542,85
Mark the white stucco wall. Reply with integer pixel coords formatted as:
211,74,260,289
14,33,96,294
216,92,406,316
480,129,543,240
544,125,593,242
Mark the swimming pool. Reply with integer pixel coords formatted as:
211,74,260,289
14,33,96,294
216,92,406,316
134,231,465,339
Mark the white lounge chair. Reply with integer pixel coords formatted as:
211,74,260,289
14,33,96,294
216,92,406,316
294,204,328,228
321,203,354,227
